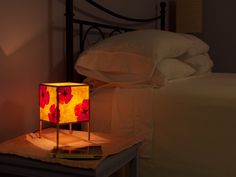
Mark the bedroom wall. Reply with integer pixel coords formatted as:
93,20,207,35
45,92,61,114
0,0,66,141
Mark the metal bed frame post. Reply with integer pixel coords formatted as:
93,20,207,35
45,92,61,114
160,1,166,30
79,23,84,53
65,0,74,82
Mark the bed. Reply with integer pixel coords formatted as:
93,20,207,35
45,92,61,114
66,1,236,177
0,1,234,177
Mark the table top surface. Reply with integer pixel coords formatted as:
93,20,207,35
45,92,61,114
0,128,142,170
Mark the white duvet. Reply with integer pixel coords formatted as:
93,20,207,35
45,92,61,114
89,73,236,177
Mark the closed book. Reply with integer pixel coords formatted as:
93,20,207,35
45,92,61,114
51,145,102,160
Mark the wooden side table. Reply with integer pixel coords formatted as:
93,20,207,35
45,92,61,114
0,128,142,177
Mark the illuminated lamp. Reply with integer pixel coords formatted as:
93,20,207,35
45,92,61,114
39,82,90,149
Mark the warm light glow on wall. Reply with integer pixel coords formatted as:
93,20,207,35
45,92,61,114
39,82,89,124
176,0,202,33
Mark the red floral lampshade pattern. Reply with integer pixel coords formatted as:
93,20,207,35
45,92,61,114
39,85,49,108
39,83,89,124
58,87,73,104
74,99,89,122
48,104,60,124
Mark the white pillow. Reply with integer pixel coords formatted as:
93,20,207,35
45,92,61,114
158,59,196,80
75,29,193,84
183,53,213,75
181,33,209,56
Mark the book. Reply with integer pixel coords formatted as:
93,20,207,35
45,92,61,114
51,145,103,160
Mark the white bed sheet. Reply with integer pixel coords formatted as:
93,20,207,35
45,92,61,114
89,73,236,177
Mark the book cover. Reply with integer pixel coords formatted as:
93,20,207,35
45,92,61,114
51,145,103,160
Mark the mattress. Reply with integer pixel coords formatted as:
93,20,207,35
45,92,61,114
89,73,236,177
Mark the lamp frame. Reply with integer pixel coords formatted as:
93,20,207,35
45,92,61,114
39,120,90,149
39,82,90,149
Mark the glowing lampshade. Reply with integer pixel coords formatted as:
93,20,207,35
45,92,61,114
39,82,89,124
39,82,90,148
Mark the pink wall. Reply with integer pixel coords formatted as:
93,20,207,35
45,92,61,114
0,0,66,141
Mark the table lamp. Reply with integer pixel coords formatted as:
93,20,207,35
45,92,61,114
39,82,90,149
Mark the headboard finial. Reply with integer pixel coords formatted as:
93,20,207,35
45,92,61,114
160,1,166,30
65,0,74,82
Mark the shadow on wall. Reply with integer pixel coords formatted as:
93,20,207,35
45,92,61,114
0,33,46,141
0,0,67,141
0,101,25,142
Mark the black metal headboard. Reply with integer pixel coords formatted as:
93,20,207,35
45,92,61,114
65,0,166,82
